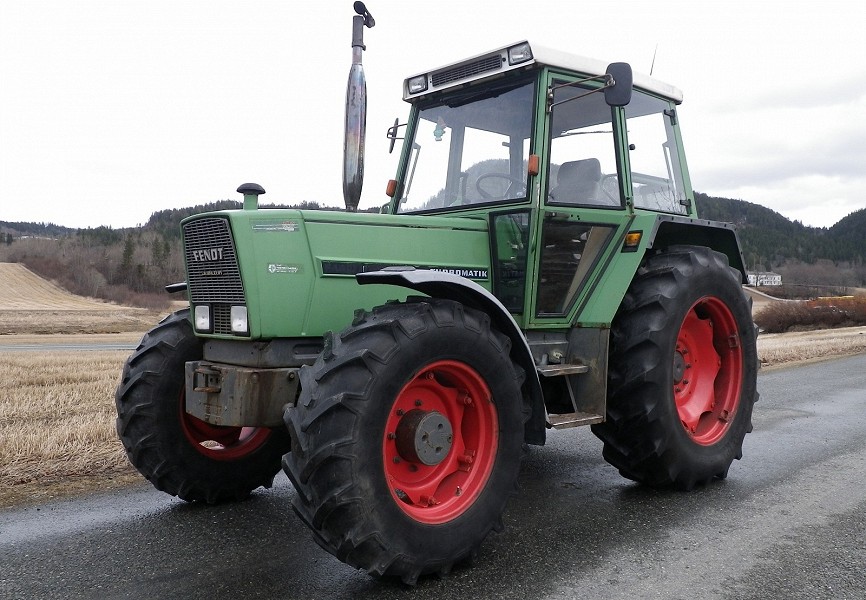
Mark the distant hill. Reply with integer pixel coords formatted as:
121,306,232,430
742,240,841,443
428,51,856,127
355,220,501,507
828,208,866,259
0,263,119,311
694,193,865,270
6,194,863,267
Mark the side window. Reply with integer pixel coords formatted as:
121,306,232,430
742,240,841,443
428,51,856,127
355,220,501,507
491,210,530,313
547,81,621,207
625,93,689,214
536,221,614,315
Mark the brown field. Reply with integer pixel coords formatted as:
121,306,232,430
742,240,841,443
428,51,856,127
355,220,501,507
1,263,865,509
0,350,143,508
0,263,169,507
0,263,168,334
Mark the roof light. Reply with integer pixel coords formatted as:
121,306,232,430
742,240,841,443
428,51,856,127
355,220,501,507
407,74,428,94
507,43,533,65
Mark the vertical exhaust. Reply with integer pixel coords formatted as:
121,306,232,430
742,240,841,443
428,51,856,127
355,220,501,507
343,2,375,212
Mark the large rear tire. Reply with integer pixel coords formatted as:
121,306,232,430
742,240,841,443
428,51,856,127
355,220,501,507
283,298,528,584
115,310,290,503
591,246,758,490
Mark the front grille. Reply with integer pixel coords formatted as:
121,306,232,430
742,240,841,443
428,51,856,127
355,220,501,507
183,217,245,335
212,303,232,334
431,54,503,87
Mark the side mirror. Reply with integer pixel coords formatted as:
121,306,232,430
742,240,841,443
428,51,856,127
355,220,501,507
386,118,407,154
604,62,633,107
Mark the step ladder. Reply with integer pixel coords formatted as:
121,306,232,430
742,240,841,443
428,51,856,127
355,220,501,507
537,361,605,429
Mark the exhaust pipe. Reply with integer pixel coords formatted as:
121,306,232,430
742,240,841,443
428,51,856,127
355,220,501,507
343,2,375,212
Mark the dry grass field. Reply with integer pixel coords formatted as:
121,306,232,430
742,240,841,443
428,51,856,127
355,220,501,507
0,262,169,507
1,262,865,509
0,349,142,508
0,263,164,334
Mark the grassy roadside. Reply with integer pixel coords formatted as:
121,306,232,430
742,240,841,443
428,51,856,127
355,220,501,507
2,327,865,510
0,349,141,508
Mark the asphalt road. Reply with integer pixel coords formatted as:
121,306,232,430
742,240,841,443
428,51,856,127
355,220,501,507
0,343,137,352
2,355,865,599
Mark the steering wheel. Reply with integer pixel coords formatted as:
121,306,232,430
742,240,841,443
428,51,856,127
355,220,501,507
600,174,620,204
475,173,525,200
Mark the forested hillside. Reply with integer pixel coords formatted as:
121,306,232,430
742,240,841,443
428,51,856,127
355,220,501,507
694,193,866,293
1,194,864,308
695,193,866,269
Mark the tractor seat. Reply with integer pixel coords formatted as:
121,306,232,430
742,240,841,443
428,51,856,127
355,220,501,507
549,158,601,204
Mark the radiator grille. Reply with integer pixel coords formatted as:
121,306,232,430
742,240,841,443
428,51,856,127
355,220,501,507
183,217,245,335
211,303,232,335
431,54,503,87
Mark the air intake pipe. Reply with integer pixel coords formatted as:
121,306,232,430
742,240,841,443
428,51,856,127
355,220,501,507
343,2,375,211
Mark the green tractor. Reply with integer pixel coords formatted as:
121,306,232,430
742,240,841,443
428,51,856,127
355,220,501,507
115,3,757,584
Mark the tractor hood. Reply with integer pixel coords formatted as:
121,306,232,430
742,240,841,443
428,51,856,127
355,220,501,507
180,209,491,339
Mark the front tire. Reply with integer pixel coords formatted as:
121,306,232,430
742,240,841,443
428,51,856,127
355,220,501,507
592,246,758,490
283,298,528,584
115,310,290,503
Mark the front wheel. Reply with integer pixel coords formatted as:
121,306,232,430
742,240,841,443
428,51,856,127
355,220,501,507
283,298,528,584
591,246,758,490
115,310,290,503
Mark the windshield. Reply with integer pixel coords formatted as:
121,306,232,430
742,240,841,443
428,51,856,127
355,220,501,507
397,80,534,213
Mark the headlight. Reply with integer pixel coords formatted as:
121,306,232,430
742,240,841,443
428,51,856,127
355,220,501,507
194,305,211,332
507,43,533,65
230,305,249,335
407,74,428,94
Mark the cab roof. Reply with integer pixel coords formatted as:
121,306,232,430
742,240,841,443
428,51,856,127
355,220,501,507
403,40,683,105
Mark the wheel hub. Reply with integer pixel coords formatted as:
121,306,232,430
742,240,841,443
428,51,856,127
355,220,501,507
395,409,454,466
673,350,686,384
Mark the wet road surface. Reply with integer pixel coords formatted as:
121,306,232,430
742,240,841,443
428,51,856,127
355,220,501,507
2,355,865,599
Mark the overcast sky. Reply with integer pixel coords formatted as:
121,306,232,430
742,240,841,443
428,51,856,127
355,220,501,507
1,0,864,229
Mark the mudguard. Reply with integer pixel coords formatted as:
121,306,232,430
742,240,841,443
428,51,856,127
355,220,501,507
357,268,546,444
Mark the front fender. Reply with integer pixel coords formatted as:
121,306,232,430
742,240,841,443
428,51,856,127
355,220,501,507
357,268,546,445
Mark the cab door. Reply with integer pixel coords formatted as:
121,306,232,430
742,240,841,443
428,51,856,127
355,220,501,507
529,73,633,326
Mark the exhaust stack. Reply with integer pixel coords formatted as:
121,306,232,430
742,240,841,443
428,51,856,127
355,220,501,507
343,2,375,212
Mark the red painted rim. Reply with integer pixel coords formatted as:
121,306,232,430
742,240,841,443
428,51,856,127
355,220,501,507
179,393,271,460
383,360,499,524
673,296,744,446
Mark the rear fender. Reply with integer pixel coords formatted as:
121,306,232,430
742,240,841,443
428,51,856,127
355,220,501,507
357,268,546,445
648,216,748,282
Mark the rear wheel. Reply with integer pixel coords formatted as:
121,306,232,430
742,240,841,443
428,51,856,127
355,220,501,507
592,246,758,490
115,310,290,503
283,298,528,584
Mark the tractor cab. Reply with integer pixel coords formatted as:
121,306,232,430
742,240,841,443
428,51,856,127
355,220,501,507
386,42,694,325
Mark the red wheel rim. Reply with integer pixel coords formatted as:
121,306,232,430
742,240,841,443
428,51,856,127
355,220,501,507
383,360,499,524
179,393,271,460
673,296,744,445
